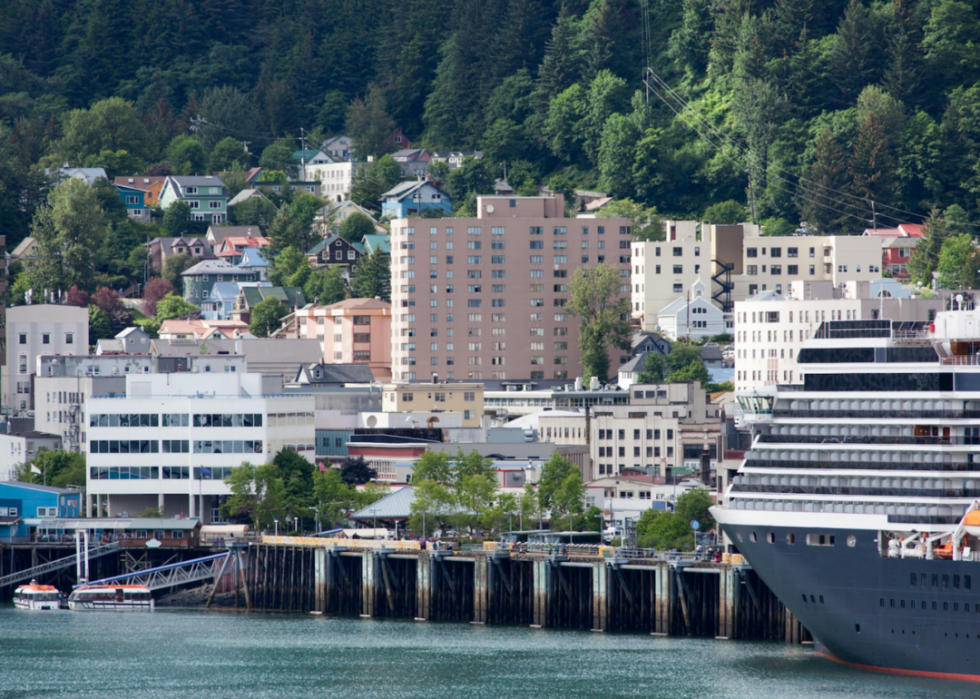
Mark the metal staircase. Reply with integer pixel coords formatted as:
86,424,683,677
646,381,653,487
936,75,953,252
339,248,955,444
83,551,229,591
0,542,120,588
711,260,734,312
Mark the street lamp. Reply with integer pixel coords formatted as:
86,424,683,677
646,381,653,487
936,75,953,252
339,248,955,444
274,519,279,536
309,506,320,534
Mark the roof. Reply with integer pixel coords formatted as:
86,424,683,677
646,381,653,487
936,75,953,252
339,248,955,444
619,353,659,374
321,297,391,312
504,410,583,429
381,180,449,202
168,176,226,187
745,290,786,302
96,339,125,354
361,234,391,254
116,327,148,339
584,196,614,211
207,282,248,301
699,346,724,362
349,487,415,521
207,225,264,246
28,517,201,530
147,236,216,261
182,259,244,276
237,248,269,268
657,297,688,316
0,480,78,496
10,237,37,258
113,175,167,190
227,189,268,207
293,362,376,384
53,167,107,185
631,332,667,350
150,339,323,375
863,223,925,238
240,286,306,308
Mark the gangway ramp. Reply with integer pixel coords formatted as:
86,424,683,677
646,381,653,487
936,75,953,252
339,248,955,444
82,551,230,591
0,542,120,588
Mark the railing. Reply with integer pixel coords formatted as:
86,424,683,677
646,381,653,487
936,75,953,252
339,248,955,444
261,535,421,551
886,514,962,525
92,393,313,399
0,542,120,588
776,409,980,420
85,551,228,590
731,485,980,498
743,458,980,472
941,356,980,366
758,434,978,446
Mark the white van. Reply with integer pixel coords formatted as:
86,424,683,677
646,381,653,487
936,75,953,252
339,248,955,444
603,526,623,543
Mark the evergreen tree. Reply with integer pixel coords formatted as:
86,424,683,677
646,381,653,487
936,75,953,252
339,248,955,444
581,0,636,81
529,4,584,144
849,112,897,207
828,0,876,106
351,251,391,302
799,128,849,232
345,84,397,159
882,0,924,106
668,0,713,77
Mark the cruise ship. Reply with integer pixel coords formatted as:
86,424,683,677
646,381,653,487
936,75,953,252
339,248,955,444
712,304,980,681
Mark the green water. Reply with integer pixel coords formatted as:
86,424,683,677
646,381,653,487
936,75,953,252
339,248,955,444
0,607,975,699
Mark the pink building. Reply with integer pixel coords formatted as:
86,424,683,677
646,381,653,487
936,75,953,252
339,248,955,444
294,298,392,381
390,195,632,381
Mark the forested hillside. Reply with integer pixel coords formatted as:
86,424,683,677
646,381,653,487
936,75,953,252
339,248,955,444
2,0,980,249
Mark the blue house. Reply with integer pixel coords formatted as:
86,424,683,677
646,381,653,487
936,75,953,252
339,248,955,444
237,247,270,281
380,181,451,219
114,184,151,223
0,481,81,542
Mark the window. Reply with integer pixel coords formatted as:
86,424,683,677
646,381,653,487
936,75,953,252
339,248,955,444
673,265,682,274
18,333,26,345
746,248,757,258
42,333,50,345
65,333,74,345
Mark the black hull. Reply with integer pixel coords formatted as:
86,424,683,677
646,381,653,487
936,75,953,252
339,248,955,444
721,523,980,680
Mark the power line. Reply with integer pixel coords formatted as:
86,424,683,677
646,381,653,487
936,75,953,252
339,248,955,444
643,69,933,226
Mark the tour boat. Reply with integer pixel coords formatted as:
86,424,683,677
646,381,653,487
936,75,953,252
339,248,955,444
13,580,62,610
67,584,154,611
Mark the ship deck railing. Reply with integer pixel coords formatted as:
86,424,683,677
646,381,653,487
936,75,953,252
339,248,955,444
776,409,980,420
758,434,980,447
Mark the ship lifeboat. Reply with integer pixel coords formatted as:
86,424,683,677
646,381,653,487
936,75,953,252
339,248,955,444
961,510,980,537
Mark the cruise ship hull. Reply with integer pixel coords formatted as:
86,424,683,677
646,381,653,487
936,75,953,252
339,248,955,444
719,522,980,680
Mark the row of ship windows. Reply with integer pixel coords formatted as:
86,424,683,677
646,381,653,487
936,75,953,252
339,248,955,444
881,598,979,611
736,531,857,547
910,572,972,590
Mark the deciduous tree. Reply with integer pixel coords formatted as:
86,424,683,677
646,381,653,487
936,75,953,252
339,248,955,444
567,262,631,383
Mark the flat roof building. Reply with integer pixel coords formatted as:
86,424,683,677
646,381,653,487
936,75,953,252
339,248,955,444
390,195,632,381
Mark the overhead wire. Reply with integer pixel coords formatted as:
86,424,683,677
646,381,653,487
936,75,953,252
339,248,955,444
642,70,925,228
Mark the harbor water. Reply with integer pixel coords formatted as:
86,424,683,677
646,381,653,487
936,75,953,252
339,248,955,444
0,606,974,699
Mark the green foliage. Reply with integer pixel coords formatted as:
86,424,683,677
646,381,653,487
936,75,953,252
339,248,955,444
162,252,195,293
209,137,249,173
351,251,391,302
409,449,498,535
597,199,663,241
268,246,309,287
351,154,403,211
703,200,749,224
88,305,112,344
635,353,666,384
165,136,207,176
567,263,632,383
346,84,396,158
304,265,346,306
162,201,192,236
25,178,109,293
338,212,376,243
340,456,377,485
230,196,279,228
148,293,198,335
675,488,716,531
760,217,796,236
537,453,584,523
22,451,86,490
937,233,977,289
259,140,297,178
248,295,287,337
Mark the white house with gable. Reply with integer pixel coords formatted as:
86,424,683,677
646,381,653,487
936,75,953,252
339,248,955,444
656,278,729,340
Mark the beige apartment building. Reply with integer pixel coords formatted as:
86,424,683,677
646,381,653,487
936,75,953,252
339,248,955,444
293,298,392,381
591,381,721,479
733,279,943,391
631,222,884,332
390,195,632,381
382,382,484,428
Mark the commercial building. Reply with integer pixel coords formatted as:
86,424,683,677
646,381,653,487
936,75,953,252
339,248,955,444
0,481,82,542
34,353,247,453
306,161,366,203
382,382,484,429
630,221,885,331
4,304,88,411
292,298,392,381
390,195,632,381
733,279,943,390
150,337,323,385
590,381,721,480
85,373,315,521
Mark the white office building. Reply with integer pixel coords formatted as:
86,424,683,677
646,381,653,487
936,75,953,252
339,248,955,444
733,279,943,391
85,373,315,522
306,161,365,203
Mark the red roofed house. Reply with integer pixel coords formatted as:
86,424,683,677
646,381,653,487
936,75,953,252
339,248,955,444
863,223,925,279
215,236,271,264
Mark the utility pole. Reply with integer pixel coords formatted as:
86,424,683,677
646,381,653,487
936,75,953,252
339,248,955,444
300,128,306,182
871,201,877,234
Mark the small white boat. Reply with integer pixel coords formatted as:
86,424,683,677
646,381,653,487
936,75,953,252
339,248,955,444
68,584,154,611
13,580,62,610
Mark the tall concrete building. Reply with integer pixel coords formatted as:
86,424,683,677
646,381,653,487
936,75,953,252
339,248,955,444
733,279,943,390
389,195,632,381
630,222,885,332
4,304,88,411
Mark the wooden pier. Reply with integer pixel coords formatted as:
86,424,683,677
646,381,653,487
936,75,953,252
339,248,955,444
243,537,810,642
